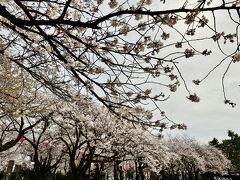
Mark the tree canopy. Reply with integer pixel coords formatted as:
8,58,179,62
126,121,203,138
0,58,54,152
209,130,240,172
0,0,239,125
0,1,239,179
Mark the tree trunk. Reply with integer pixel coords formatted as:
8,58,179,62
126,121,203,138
93,162,101,180
135,161,139,180
188,171,193,180
194,169,199,180
34,166,53,180
114,161,119,180
118,165,124,180
67,171,85,180
138,163,145,180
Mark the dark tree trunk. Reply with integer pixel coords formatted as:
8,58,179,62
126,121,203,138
93,162,100,180
114,161,119,180
150,171,158,180
93,162,105,180
138,162,145,180
67,170,85,180
118,164,124,180
188,171,193,180
181,171,186,180
194,169,200,180
135,161,139,180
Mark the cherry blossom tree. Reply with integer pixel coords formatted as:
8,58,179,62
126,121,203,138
18,119,65,180
45,96,169,180
164,135,230,180
0,58,54,152
0,103,231,180
0,0,239,124
94,116,170,180
0,58,232,179
198,145,230,173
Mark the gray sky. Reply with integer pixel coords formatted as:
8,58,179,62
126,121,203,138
163,40,239,144
162,65,240,143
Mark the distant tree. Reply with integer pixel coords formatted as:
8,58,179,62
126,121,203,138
166,135,230,180
209,138,219,146
209,131,240,172
227,130,239,139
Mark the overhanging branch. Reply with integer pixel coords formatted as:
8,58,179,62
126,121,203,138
0,4,239,29
92,6,240,26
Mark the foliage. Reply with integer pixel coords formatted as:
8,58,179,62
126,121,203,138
165,135,230,178
0,57,54,152
209,130,240,172
0,1,237,179
0,0,239,123
0,94,230,179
